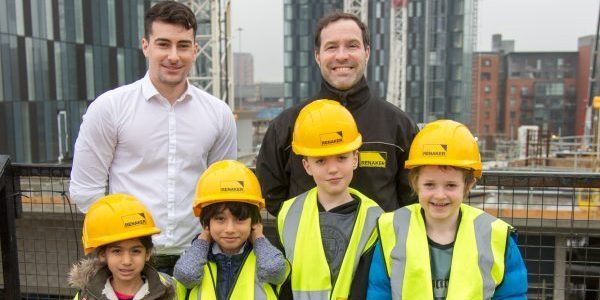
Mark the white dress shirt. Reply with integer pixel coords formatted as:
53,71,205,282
70,74,237,255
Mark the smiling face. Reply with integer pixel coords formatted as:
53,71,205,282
302,151,358,198
141,21,198,95
414,166,475,226
100,239,150,287
315,19,370,91
209,208,252,255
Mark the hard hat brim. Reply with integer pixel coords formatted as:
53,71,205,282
193,196,265,217
84,227,161,255
292,135,362,157
405,158,483,177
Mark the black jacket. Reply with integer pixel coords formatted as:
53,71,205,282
256,77,419,215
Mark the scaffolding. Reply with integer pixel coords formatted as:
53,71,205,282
386,0,408,110
179,0,234,110
343,0,368,23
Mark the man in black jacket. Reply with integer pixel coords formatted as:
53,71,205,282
256,11,418,216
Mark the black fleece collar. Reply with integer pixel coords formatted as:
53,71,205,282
315,76,371,110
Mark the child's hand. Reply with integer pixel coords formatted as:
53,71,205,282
198,226,212,243
250,223,265,243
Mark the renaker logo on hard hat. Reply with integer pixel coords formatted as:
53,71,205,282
220,180,245,192
122,213,147,228
423,144,447,156
320,131,343,146
359,151,387,168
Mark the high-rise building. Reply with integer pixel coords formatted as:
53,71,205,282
491,33,514,53
404,0,477,125
234,52,254,86
504,52,577,138
471,52,502,151
283,0,391,107
473,34,590,146
0,0,153,163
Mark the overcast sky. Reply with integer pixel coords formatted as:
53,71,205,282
477,0,599,51
230,0,599,83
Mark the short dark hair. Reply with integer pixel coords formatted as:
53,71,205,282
314,11,371,51
144,1,197,39
199,202,262,227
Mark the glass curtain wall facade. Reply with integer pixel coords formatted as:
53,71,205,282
0,0,152,163
404,0,475,124
283,0,391,107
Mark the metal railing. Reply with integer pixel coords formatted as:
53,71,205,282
1,155,599,299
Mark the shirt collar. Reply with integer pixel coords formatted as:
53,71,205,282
211,241,247,256
141,72,193,103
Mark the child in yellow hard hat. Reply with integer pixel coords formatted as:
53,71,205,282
173,160,289,299
367,120,527,299
277,99,383,299
69,194,185,300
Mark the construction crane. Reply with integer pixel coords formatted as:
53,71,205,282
179,0,234,110
577,4,599,210
344,0,368,23
344,0,406,110
386,0,408,109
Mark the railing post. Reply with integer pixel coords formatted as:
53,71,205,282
0,155,20,299
553,235,566,300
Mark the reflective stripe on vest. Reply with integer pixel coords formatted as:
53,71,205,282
158,273,188,300
277,187,383,300
188,251,277,300
378,204,510,300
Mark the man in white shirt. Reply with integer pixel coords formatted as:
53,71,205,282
69,1,237,274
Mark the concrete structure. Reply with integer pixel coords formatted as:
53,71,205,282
234,52,254,86
235,107,283,162
236,110,258,156
235,82,284,110
491,33,514,53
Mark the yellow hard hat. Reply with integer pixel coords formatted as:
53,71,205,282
292,99,362,157
193,160,264,217
405,119,482,177
82,194,161,255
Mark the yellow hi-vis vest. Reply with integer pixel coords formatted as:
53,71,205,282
277,187,383,300
188,251,279,300
378,203,511,300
